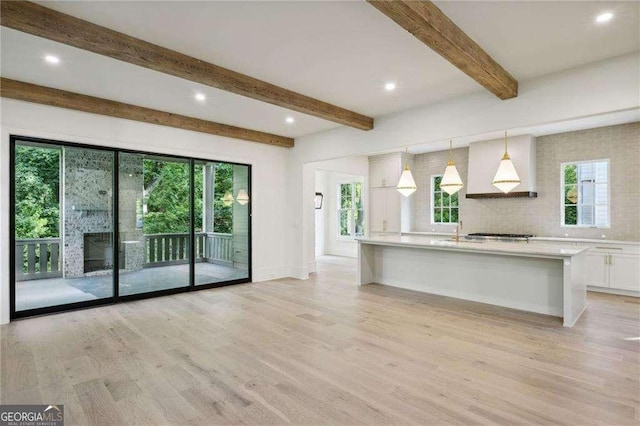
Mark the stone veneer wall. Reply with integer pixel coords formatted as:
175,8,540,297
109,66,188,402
62,148,114,277
117,154,145,272
412,122,640,241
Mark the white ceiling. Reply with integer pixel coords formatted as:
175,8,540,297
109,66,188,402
2,1,639,139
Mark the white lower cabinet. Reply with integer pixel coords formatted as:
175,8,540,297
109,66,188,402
586,247,640,292
609,254,640,291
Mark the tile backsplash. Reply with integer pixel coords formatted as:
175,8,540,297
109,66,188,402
412,122,640,241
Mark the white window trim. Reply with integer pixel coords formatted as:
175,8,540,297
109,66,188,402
336,179,364,239
430,174,458,226
560,159,610,228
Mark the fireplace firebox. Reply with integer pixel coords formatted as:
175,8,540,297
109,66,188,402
83,232,113,273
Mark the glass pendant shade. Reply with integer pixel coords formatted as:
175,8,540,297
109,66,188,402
492,131,521,193
441,141,463,195
441,161,463,195
236,189,250,205
222,191,234,206
492,154,521,193
397,165,417,197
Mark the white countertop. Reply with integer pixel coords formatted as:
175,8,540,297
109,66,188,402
402,232,640,246
358,235,587,259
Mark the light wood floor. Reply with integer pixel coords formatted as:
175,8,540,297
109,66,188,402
2,255,639,425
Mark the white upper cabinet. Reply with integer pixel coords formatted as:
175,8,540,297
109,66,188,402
369,155,402,188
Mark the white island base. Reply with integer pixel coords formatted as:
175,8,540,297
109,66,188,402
358,236,587,327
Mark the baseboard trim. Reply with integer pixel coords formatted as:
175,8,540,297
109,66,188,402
588,286,640,297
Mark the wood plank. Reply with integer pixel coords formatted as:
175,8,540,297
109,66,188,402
39,243,48,273
179,237,185,260
50,243,59,273
27,244,36,275
3,256,638,424
15,242,24,278
0,78,294,148
1,1,374,131
171,237,178,262
148,239,155,263
366,0,518,99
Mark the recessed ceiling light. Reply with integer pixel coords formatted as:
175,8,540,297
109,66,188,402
44,55,60,65
195,93,206,102
596,12,613,23
384,82,396,92
285,116,295,124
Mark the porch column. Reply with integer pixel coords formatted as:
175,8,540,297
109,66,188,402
203,163,216,233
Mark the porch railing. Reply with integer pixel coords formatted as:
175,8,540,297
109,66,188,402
15,238,62,281
144,232,233,268
16,233,234,279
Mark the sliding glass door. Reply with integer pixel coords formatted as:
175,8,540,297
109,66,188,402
118,153,191,296
193,161,250,286
13,140,115,313
11,136,251,319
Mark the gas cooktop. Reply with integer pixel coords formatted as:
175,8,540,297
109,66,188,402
465,233,534,241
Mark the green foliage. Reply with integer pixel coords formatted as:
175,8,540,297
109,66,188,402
563,164,578,225
15,145,60,239
15,145,236,240
143,160,191,234
143,161,234,235
213,164,233,234
432,175,459,224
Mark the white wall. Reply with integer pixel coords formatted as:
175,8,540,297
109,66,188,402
0,99,292,324
289,53,640,277
314,170,328,257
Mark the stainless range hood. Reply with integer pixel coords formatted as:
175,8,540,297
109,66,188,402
466,134,537,199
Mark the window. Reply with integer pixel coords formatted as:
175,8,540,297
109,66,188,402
431,175,459,224
338,181,364,237
562,160,609,227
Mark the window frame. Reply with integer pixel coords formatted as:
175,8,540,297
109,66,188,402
336,179,364,239
560,159,610,228
9,134,252,321
430,174,459,225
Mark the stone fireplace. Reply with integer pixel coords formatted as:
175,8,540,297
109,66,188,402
83,232,113,273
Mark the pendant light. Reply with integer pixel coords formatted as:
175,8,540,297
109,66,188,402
222,191,234,207
492,131,521,193
236,189,250,205
440,140,463,195
397,148,417,197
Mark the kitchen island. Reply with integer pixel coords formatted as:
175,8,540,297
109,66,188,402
358,235,588,327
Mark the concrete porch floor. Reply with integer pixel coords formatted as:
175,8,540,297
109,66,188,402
15,262,248,312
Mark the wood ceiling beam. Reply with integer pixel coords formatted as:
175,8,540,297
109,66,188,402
0,78,295,148
1,1,374,130
367,0,518,100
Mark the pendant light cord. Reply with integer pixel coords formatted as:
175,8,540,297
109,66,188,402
502,131,510,160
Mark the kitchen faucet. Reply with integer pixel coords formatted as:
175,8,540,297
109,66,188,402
455,220,463,242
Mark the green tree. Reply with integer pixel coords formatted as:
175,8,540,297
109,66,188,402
14,145,60,239
142,160,234,235
564,164,578,225
213,163,233,234
143,160,191,234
